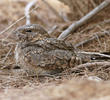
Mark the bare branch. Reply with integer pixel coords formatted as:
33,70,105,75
58,1,110,40
72,61,110,70
78,51,110,59
25,0,38,25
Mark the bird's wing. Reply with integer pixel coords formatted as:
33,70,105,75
22,38,75,69
33,38,75,51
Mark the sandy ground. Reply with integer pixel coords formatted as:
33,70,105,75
0,0,110,100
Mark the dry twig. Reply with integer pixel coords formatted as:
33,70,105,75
25,0,38,25
72,61,110,71
58,1,110,40
0,4,39,37
78,51,110,59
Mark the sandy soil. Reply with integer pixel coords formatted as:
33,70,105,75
0,0,110,100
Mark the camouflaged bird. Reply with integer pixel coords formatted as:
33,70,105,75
14,24,79,76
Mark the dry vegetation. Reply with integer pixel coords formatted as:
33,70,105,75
0,0,110,100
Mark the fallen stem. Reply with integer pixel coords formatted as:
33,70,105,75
58,1,110,40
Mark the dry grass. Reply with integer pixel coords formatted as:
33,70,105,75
0,0,110,100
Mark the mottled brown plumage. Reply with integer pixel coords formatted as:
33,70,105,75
14,24,77,75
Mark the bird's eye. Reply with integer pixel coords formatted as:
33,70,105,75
25,30,32,32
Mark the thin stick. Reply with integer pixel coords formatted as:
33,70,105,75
25,0,38,25
72,61,110,70
0,5,39,36
58,1,110,40
78,51,110,58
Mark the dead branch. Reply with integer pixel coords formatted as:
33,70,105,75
77,51,110,59
74,30,110,48
25,0,38,25
58,1,110,40
72,61,110,71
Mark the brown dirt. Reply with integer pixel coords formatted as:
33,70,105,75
1,79,110,100
0,0,110,100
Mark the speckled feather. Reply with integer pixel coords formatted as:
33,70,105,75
14,24,77,75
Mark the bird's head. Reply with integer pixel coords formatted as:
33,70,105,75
13,24,50,42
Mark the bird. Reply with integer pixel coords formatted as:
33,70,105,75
13,24,79,76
